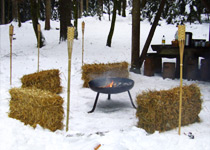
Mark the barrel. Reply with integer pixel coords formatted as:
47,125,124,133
186,58,198,80
162,62,176,79
144,56,155,76
200,59,210,81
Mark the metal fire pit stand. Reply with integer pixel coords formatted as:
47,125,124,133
88,91,136,113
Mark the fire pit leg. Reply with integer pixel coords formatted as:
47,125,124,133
88,92,100,113
108,94,111,100
128,91,137,109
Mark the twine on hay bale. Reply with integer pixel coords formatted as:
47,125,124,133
9,88,64,132
81,61,129,87
21,69,62,94
136,84,202,134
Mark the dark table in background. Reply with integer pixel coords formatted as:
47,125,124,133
151,44,210,79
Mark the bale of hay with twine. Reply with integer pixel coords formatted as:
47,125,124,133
9,88,64,132
82,62,129,87
136,84,202,134
21,69,62,94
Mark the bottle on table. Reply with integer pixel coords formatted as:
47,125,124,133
162,35,165,45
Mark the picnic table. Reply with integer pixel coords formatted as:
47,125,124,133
150,44,210,79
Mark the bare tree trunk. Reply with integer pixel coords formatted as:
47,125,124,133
201,0,210,12
12,0,18,21
59,0,72,41
130,0,140,73
86,0,89,13
7,0,11,23
97,0,103,20
17,2,21,27
30,0,45,47
1,0,5,24
45,0,51,30
122,0,126,17
80,0,83,16
139,0,166,68
73,0,78,39
106,0,117,47
117,0,122,16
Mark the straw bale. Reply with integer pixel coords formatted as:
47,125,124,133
9,88,64,132
136,84,202,134
21,69,62,94
82,62,129,87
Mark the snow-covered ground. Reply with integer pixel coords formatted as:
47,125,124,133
0,15,210,150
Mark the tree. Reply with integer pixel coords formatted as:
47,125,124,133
130,0,140,73
122,0,126,17
86,0,89,13
12,0,18,21
97,0,103,20
139,0,166,68
106,0,117,47
80,0,83,16
1,0,5,24
201,0,210,12
30,0,45,47
45,0,51,30
73,0,78,39
59,0,72,41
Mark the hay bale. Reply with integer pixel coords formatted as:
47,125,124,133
82,62,129,87
21,69,62,94
9,88,64,132
136,84,202,134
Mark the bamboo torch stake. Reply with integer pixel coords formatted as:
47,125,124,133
178,25,185,135
37,24,41,72
82,21,85,66
9,24,14,85
66,27,75,132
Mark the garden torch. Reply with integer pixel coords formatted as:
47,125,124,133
9,24,14,85
66,27,75,132
178,24,185,135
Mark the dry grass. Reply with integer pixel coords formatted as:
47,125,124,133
136,84,202,133
81,62,129,87
9,88,64,132
21,69,62,94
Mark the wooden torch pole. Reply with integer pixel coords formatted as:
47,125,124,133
37,24,41,72
178,25,185,135
66,27,75,132
82,21,85,66
9,24,14,85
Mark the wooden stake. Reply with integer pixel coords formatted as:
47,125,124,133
94,144,101,150
37,24,41,72
9,24,14,85
66,27,75,132
82,21,85,66
178,25,185,135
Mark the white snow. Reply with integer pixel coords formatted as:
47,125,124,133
0,14,210,150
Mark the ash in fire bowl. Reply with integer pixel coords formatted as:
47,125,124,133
89,77,134,94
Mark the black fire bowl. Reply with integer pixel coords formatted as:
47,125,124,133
88,77,136,113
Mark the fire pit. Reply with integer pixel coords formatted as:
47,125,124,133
88,77,136,113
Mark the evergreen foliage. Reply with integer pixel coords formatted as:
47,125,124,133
1,0,209,25
141,0,210,24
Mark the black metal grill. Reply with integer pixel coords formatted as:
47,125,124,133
88,77,136,113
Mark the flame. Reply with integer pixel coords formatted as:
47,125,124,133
105,81,114,88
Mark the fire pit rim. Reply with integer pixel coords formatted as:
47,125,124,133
88,77,134,94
